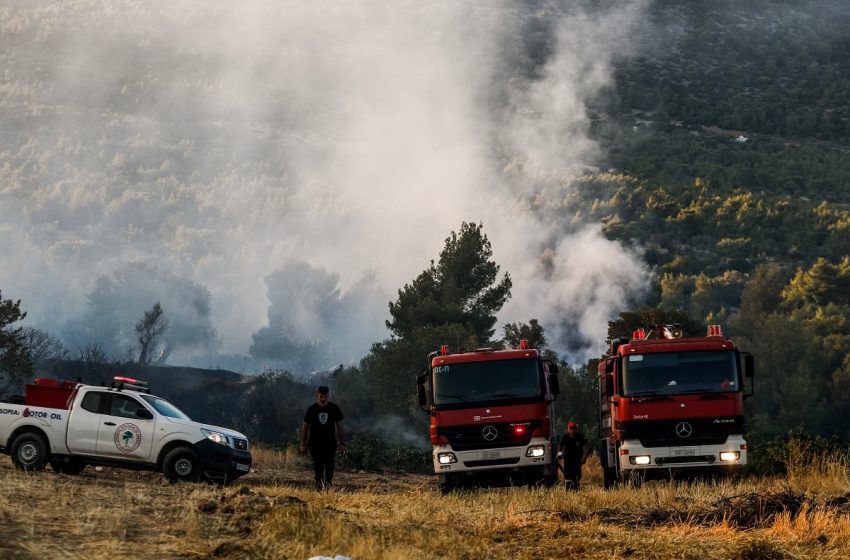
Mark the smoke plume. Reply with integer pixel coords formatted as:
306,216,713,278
0,1,649,368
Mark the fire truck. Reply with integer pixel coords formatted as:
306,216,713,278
416,341,561,492
598,324,754,487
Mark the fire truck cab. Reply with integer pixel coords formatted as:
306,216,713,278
598,324,754,487
417,342,561,493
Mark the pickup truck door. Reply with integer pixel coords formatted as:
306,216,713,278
95,394,156,462
66,390,111,455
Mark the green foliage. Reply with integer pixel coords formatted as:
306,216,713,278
611,2,850,143
782,257,850,309
359,324,478,418
606,307,706,341
553,360,598,444
746,431,850,476
201,370,314,444
501,319,555,357
387,222,512,343
731,263,787,339
0,291,32,398
338,431,431,473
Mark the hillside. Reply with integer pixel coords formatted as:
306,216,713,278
569,0,850,316
5,0,850,453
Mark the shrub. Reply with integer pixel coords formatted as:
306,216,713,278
338,431,431,473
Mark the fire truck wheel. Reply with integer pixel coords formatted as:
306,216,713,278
11,432,49,471
600,443,617,489
163,447,202,483
620,469,644,488
438,473,459,494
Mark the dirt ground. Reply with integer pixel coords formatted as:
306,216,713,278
0,457,435,493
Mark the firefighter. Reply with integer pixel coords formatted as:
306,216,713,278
558,421,591,491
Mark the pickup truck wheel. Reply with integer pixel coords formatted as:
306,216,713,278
163,447,202,483
11,433,49,471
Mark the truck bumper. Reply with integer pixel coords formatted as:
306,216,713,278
618,434,747,474
195,439,252,481
432,437,555,475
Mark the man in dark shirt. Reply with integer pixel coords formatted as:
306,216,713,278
299,385,346,490
558,421,591,491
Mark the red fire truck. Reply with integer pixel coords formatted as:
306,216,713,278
598,324,754,487
416,341,561,492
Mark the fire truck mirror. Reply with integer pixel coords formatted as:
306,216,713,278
743,354,754,378
416,373,428,409
548,373,560,396
547,362,559,375
604,358,615,374
605,373,614,396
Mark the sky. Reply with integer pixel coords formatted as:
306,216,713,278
0,0,650,369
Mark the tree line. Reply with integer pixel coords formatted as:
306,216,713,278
6,220,850,471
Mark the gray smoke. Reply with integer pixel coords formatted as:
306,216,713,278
0,1,649,368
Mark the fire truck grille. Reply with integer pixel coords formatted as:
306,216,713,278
618,416,744,448
656,455,716,466
640,434,728,447
463,457,521,468
438,421,540,451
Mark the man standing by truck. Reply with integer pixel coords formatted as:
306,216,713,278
299,385,346,490
559,421,591,491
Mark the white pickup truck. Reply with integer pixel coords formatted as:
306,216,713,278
0,376,251,483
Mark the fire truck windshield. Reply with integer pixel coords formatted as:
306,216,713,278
433,358,542,407
622,350,739,396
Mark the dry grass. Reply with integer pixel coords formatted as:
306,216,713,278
1,450,850,559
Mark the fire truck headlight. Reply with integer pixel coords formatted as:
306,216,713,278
437,452,457,464
629,455,651,465
525,445,546,458
720,451,740,462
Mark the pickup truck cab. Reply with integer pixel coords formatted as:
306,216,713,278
0,376,251,483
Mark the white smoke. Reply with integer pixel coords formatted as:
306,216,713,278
0,0,649,367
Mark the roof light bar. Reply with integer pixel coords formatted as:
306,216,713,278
113,375,148,387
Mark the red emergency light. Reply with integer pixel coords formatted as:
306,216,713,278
513,425,526,436
440,345,449,356
112,376,149,390
707,325,723,337
114,375,142,384
632,328,646,340
520,340,529,350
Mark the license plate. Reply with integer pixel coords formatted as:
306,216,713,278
482,450,502,459
235,463,250,472
673,449,696,457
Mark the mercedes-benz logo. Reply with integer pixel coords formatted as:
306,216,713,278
675,421,693,438
482,425,498,441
